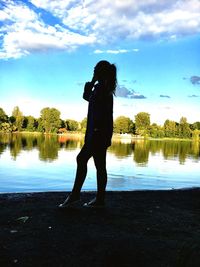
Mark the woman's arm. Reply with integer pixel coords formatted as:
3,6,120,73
83,77,96,101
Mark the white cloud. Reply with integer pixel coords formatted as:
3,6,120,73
0,0,96,59
1,0,200,59
0,0,38,24
29,0,200,40
30,0,73,12
94,49,139,54
0,10,9,21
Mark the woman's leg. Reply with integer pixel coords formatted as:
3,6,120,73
93,146,108,202
71,144,92,196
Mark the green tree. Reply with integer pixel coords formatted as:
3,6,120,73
80,117,87,133
0,122,12,133
149,123,165,138
26,116,36,132
65,119,79,131
164,119,177,137
114,116,133,134
191,121,200,130
0,108,10,132
135,112,150,137
192,129,200,141
178,117,191,138
0,108,8,123
35,118,43,132
9,116,16,124
60,119,66,129
12,106,23,131
22,116,28,129
40,107,61,133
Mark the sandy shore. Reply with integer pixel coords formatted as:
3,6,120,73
0,189,200,267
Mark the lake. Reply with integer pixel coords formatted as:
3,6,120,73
0,133,199,193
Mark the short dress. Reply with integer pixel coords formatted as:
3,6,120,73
83,83,113,148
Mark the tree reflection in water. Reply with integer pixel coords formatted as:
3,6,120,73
0,133,199,164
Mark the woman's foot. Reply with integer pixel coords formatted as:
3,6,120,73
83,198,105,208
58,193,80,208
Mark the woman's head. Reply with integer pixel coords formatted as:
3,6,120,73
94,60,117,95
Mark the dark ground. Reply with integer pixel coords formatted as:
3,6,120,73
1,189,200,267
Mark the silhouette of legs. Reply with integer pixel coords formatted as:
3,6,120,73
71,145,92,196
71,144,108,202
93,147,107,202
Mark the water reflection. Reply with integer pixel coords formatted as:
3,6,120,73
0,133,199,164
109,141,132,158
133,140,150,166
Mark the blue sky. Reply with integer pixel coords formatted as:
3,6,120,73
0,0,200,124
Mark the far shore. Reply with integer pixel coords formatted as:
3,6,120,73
1,131,198,142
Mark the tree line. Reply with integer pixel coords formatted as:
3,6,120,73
0,106,200,140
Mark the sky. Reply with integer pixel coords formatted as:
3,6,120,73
0,0,200,125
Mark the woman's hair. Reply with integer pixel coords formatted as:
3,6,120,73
94,60,117,95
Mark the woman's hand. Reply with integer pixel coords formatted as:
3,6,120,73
84,81,94,93
84,72,97,91
91,74,97,85
83,74,97,100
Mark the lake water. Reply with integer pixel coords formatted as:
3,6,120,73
0,133,199,193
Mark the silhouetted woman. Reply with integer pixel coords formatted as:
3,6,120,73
59,60,117,208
